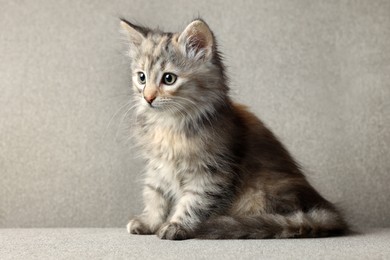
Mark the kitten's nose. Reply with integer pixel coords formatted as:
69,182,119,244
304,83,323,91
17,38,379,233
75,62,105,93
144,95,156,104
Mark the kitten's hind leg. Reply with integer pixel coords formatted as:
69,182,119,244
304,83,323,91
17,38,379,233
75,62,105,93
127,183,170,235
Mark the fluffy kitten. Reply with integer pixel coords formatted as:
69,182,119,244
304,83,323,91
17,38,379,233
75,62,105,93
121,18,347,240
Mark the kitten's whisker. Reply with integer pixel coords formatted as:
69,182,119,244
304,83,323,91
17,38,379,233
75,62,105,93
171,96,198,106
172,99,217,133
169,103,187,119
116,102,139,141
104,100,133,138
170,102,197,123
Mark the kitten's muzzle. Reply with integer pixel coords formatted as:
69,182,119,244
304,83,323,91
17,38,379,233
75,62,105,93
143,86,157,106
144,95,156,105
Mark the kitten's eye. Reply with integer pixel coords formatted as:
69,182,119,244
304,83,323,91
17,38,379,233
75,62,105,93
137,72,146,85
162,73,177,85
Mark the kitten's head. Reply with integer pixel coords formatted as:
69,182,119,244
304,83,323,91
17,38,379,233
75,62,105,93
121,19,228,121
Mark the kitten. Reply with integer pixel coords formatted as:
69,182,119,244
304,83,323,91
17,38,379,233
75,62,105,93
120,18,347,240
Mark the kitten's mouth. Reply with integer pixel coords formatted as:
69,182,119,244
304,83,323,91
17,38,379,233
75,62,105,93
142,98,157,109
146,103,161,110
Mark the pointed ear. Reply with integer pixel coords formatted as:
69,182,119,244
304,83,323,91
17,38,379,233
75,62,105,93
178,19,214,60
120,19,147,46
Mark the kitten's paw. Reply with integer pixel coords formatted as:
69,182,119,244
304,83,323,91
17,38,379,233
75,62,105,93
157,222,190,240
127,218,153,235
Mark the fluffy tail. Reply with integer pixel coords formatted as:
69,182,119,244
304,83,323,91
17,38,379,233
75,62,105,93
195,209,347,239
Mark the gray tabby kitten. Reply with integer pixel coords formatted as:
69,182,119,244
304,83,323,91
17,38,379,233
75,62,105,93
121,19,347,240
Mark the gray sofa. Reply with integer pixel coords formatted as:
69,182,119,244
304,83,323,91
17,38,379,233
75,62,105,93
1,1,389,259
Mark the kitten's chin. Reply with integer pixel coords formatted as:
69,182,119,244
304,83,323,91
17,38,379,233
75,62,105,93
141,103,164,111
138,102,169,115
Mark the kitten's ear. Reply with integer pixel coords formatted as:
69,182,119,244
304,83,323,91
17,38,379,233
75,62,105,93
178,19,214,60
120,19,147,46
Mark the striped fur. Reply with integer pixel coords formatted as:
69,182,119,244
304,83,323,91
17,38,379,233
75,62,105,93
121,19,347,240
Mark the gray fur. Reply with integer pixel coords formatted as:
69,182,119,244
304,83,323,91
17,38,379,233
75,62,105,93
121,19,347,240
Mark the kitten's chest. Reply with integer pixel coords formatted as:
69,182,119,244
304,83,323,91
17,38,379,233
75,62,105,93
142,126,203,196
140,125,202,162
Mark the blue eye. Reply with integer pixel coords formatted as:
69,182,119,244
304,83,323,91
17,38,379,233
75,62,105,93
162,73,177,85
138,72,146,84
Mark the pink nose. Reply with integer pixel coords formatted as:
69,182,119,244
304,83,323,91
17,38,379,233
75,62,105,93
144,95,156,104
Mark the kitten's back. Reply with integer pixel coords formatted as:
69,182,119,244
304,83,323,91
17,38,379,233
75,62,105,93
193,103,348,239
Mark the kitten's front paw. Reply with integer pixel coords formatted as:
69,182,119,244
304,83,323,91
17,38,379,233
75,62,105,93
157,222,190,240
127,218,153,235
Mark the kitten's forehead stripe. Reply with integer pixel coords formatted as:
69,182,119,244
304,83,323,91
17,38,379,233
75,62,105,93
164,33,174,52
153,35,168,58
136,33,180,81
160,59,166,71
142,39,155,55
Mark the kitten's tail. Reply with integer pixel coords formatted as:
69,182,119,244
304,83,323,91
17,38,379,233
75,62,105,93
195,209,347,239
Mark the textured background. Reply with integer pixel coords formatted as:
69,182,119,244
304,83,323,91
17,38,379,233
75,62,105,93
0,0,389,228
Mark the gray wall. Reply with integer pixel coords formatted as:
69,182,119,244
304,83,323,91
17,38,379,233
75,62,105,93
1,0,389,228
